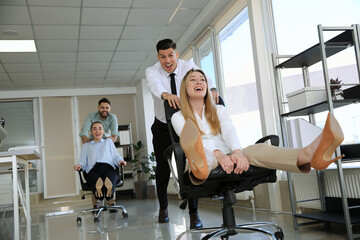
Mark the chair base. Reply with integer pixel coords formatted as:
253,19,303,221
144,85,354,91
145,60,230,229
76,204,128,226
176,222,284,240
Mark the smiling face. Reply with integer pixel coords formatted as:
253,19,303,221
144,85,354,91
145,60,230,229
157,48,179,73
98,102,110,119
185,71,208,100
91,122,104,142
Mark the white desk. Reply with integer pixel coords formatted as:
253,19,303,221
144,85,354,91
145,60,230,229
0,147,40,240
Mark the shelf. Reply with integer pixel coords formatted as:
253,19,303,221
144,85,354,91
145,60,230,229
275,30,354,69
295,211,360,225
281,99,359,117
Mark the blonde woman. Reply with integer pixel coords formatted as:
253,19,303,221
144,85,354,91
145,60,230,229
171,69,344,184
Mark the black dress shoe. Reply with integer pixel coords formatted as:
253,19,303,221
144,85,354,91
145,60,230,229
189,212,203,229
158,209,169,223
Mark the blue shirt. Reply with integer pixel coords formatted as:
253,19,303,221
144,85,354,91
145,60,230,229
78,138,123,173
79,112,119,139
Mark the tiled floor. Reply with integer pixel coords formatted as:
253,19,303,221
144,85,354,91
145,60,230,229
0,195,353,240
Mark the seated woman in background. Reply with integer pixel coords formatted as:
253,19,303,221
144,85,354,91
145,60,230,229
74,121,126,206
171,69,344,184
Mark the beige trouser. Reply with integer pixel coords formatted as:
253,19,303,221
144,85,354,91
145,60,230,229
188,143,311,185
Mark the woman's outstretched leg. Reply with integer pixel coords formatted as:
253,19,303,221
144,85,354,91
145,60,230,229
180,118,209,180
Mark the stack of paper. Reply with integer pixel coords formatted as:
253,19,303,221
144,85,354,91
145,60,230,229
119,130,131,145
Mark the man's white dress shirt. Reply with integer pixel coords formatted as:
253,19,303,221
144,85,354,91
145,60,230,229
145,59,215,123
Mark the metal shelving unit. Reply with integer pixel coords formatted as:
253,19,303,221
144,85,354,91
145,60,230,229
273,24,360,240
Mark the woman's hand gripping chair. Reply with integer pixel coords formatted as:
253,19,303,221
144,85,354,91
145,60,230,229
76,165,128,225
163,100,284,240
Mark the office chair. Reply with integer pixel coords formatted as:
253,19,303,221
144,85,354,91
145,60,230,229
76,165,128,225
163,100,284,240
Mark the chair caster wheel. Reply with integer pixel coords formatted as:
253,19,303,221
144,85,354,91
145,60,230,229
275,231,284,240
76,217,82,226
122,212,128,218
94,217,100,223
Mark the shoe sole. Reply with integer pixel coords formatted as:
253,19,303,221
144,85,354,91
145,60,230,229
311,113,344,170
95,178,103,199
180,118,209,180
104,177,113,199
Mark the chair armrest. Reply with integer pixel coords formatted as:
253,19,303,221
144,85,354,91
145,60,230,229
255,135,279,146
164,143,186,188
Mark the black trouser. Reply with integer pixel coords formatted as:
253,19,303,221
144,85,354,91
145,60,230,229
151,118,198,213
84,163,118,195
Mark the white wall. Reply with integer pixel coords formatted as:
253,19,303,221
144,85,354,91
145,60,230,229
135,78,154,155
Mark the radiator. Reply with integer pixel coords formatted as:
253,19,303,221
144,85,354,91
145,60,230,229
292,168,360,210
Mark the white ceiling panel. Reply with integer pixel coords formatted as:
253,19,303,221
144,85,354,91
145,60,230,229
0,73,10,81
28,0,81,7
42,62,76,72
0,53,39,63
182,0,209,9
81,8,128,25
79,40,118,52
76,71,106,79
117,40,155,51
160,25,188,40
107,70,136,77
104,77,133,83
127,9,172,26
45,80,75,85
76,78,103,83
4,63,42,72
9,72,43,80
132,0,179,9
0,65,4,72
36,40,78,52
0,0,26,6
80,26,123,40
113,51,148,62
0,6,30,24
77,62,110,71
0,25,34,40
169,9,200,26
30,7,80,25
43,72,75,80
122,26,164,40
39,52,76,63
109,61,142,70
77,52,113,62
34,26,79,40
83,0,132,8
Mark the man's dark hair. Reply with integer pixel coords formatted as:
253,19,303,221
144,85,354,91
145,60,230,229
156,39,176,53
98,98,110,106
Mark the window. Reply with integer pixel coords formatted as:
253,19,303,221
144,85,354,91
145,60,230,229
198,36,217,85
0,100,35,151
218,7,262,147
272,0,360,144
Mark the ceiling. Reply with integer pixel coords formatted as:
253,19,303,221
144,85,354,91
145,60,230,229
0,0,232,92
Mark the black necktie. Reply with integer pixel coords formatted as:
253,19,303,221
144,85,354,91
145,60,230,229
170,73,176,95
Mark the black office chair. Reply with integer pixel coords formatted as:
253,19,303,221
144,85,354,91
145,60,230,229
163,100,284,240
76,165,128,225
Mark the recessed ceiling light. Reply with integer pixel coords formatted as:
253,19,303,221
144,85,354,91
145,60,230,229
0,40,37,52
2,30,19,36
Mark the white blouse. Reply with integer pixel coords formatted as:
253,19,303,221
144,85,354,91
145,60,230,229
171,105,242,166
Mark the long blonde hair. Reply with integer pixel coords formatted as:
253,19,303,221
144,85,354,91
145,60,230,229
179,69,221,135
